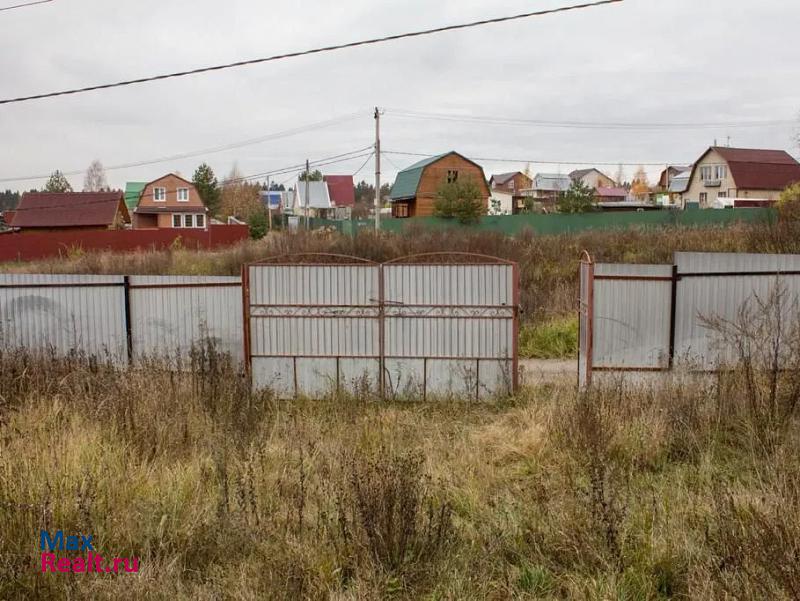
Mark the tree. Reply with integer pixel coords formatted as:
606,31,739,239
298,169,323,182
192,163,221,216
44,170,73,193
220,165,262,221
433,178,485,224
615,164,625,187
557,180,596,213
268,181,285,192
777,182,800,221
631,166,651,201
83,160,108,192
247,209,269,239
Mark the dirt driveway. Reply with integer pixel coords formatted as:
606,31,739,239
519,359,576,387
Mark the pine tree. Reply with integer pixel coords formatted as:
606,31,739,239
44,170,73,193
192,163,221,215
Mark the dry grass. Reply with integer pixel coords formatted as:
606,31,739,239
3,220,798,324
0,343,798,600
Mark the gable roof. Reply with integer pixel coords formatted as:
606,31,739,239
534,173,572,192
694,147,800,191
10,192,129,228
595,187,628,198
569,168,612,182
490,172,521,186
390,151,487,200
124,182,146,211
323,175,355,207
294,180,331,209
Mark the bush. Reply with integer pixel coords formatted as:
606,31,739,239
433,178,485,224
519,315,578,359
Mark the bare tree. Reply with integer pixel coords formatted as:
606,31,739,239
83,160,108,192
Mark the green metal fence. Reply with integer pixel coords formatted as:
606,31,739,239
308,208,776,237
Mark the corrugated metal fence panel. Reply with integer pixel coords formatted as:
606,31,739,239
674,252,800,367
383,264,514,398
129,276,243,362
248,265,381,397
578,261,591,387
0,274,127,360
249,264,379,306
593,264,673,369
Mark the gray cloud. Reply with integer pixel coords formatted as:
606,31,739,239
0,0,798,190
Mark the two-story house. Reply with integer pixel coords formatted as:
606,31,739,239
569,168,616,189
132,173,208,229
489,172,533,214
683,147,800,208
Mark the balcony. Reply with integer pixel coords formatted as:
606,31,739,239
703,179,722,188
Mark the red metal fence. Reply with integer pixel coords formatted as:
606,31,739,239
0,225,250,262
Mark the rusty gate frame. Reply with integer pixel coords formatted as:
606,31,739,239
242,252,520,398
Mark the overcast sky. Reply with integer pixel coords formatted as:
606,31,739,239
0,0,798,191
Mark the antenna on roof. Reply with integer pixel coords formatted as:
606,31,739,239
727,135,731,147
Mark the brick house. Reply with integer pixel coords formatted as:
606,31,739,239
132,173,208,229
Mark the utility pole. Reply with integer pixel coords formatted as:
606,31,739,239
374,107,381,231
305,159,310,231
266,175,273,231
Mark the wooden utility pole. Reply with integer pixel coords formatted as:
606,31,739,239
374,107,381,231
266,176,273,231
305,159,310,231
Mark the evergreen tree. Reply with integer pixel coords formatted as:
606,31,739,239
192,163,221,215
44,170,73,193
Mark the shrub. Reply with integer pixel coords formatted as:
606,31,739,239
519,315,579,359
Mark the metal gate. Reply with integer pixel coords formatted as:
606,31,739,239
244,253,519,399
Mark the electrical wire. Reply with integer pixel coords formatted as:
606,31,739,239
383,150,683,167
0,111,366,184
0,0,51,12
351,152,375,178
0,0,624,105
386,108,795,131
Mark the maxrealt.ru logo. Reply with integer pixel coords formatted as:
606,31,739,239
40,530,139,574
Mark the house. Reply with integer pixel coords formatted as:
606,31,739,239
570,168,616,189
9,191,129,232
323,175,355,219
389,151,490,218
124,182,146,213
683,147,800,208
524,173,572,205
667,169,691,205
657,166,690,191
594,187,628,203
132,173,208,229
489,171,533,214
293,180,332,218
489,190,514,215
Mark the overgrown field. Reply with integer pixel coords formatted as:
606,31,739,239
0,343,798,600
3,220,798,328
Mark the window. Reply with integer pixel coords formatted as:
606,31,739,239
172,214,181,228
700,166,713,181
154,187,166,202
196,214,205,228
184,214,193,228
446,170,459,184
718,191,728,199
394,203,409,218
699,192,708,204
177,188,189,202
715,165,727,180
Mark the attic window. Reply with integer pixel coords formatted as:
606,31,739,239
153,187,166,202
447,170,459,184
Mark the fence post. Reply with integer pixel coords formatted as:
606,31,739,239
123,275,133,364
668,264,678,370
378,264,386,400
241,264,252,379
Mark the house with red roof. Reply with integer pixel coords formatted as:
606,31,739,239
683,147,800,208
8,191,130,232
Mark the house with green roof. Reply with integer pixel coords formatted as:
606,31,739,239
389,151,489,218
124,182,146,212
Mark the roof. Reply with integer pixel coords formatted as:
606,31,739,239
669,171,691,193
696,147,800,191
534,173,572,192
595,187,628,198
294,180,331,209
490,172,520,186
135,206,206,215
569,168,595,180
323,175,355,207
10,192,128,228
389,151,487,200
124,182,146,211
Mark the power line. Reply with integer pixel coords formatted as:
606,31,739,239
0,0,624,106
10,147,374,212
0,111,366,184
0,0,52,12
383,150,681,167
386,108,795,131
352,152,375,178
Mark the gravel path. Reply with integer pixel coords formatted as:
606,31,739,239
519,359,576,386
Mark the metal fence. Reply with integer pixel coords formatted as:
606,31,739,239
0,274,243,364
578,251,800,386
245,253,519,399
